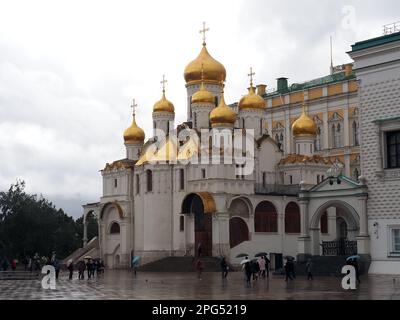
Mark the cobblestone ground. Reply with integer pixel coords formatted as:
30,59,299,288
0,270,399,300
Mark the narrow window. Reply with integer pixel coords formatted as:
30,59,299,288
136,175,140,194
201,168,206,179
146,170,153,192
114,179,118,188
386,131,400,169
179,169,185,190
317,175,320,184
262,172,266,188
289,175,293,185
180,216,184,232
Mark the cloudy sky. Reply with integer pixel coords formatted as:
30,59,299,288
0,0,399,219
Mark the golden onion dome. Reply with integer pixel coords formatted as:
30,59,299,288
292,107,317,136
192,82,215,104
239,86,266,110
184,44,226,85
210,86,236,127
153,91,174,113
123,115,145,144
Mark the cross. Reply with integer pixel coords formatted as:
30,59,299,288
131,98,137,116
160,74,167,92
247,67,255,87
199,21,209,45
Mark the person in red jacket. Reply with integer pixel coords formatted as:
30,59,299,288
11,259,17,271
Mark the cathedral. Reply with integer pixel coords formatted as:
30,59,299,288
81,24,382,272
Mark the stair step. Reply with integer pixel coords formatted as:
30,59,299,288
139,256,225,272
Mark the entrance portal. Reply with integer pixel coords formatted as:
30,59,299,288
182,193,213,256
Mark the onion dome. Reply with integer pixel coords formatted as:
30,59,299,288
153,91,174,113
124,114,145,144
184,43,226,85
191,64,215,104
292,105,317,136
210,84,236,127
238,86,266,110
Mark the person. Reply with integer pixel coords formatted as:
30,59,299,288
195,259,204,280
265,255,270,278
22,256,29,271
97,259,105,275
197,242,202,257
284,260,293,281
2,258,9,271
86,259,93,279
27,257,32,272
11,259,17,271
306,258,313,280
77,260,86,280
53,259,60,280
220,256,228,279
33,253,41,271
242,258,252,287
258,256,266,279
352,259,361,284
250,260,259,281
67,259,74,280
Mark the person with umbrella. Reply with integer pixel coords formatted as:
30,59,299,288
257,256,266,279
132,256,140,276
284,256,295,281
346,256,361,284
241,256,252,287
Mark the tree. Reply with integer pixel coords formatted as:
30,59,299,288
75,211,99,246
0,180,81,260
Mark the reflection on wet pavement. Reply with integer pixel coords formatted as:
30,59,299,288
0,270,399,300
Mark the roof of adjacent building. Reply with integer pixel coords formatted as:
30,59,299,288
350,31,400,52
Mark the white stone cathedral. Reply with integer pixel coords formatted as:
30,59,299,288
81,26,400,273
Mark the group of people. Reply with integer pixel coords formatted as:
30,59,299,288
242,255,270,286
72,258,105,280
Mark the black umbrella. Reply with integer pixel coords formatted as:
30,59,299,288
255,252,268,257
236,253,249,258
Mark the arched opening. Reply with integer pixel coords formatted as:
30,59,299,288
254,201,278,233
114,254,120,267
285,202,300,234
228,198,250,219
229,217,249,248
310,201,359,256
182,193,215,256
110,222,120,234
179,215,184,232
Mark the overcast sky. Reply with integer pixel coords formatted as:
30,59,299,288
0,0,399,219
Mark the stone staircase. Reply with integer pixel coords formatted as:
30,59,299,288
138,256,225,272
62,237,99,265
0,271,41,280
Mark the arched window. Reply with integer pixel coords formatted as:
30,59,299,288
285,202,300,234
146,170,153,192
279,133,284,150
135,174,140,195
335,123,342,148
179,215,184,232
194,112,197,127
229,217,249,248
260,119,263,134
110,222,120,234
315,126,322,151
353,121,359,146
320,212,328,234
331,124,336,148
353,168,359,180
254,201,278,232
242,118,245,128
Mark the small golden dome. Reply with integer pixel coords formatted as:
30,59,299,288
184,44,226,85
239,86,266,110
153,92,174,113
210,86,236,127
124,116,145,144
192,82,215,104
292,107,317,136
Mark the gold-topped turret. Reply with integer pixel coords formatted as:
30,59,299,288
210,81,236,127
191,63,215,104
184,22,226,86
292,102,317,136
153,75,175,113
124,99,145,144
238,67,266,110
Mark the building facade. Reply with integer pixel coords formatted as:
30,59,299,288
81,28,400,275
349,31,400,274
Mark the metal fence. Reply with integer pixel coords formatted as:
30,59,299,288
321,240,357,256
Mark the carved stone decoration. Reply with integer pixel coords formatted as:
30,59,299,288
327,159,344,177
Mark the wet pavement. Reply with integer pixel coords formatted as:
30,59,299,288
0,270,399,300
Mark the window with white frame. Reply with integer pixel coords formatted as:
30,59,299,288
329,112,343,148
313,116,323,151
389,227,400,256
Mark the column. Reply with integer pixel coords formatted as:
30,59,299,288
356,196,370,254
323,107,329,149
83,219,88,247
297,197,311,261
343,108,350,147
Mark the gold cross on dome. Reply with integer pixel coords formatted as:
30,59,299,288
247,67,255,87
199,21,209,45
160,74,167,92
131,98,137,115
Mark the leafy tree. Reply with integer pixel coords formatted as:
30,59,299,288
75,211,99,246
0,180,82,261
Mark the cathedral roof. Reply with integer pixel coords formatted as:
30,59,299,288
123,115,145,144
292,106,317,136
239,86,266,110
153,91,175,113
103,159,136,172
278,154,332,166
209,84,236,127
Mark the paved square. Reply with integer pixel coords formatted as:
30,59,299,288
0,270,399,300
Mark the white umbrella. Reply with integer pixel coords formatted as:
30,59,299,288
240,258,250,265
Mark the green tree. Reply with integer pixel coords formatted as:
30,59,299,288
0,180,81,260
